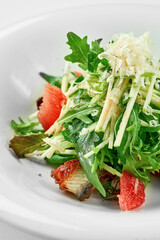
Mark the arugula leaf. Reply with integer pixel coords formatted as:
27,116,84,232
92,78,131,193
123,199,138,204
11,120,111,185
62,119,106,197
39,72,61,88
65,32,90,70
88,39,104,72
45,154,77,165
100,58,112,72
141,125,160,132
87,75,108,92
71,89,91,105
75,75,84,83
115,103,160,184
58,105,101,125
73,75,85,87
9,133,47,158
11,118,44,135
65,32,104,72
115,104,141,165
91,39,104,54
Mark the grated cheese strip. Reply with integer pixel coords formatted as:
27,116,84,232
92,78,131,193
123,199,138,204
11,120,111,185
140,90,160,108
114,79,140,147
83,139,109,159
28,111,38,121
62,149,77,155
95,76,115,132
142,86,160,96
44,137,65,150
41,146,56,159
80,122,97,137
95,79,119,131
108,114,117,149
41,137,67,159
102,163,122,177
136,95,144,106
103,123,111,140
25,150,46,158
65,85,78,97
61,62,71,94
140,120,149,126
143,75,157,112
101,77,129,132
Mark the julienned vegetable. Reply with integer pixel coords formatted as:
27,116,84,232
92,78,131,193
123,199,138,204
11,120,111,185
9,32,160,211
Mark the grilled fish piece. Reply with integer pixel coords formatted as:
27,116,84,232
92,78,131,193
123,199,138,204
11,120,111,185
51,159,94,201
51,159,116,201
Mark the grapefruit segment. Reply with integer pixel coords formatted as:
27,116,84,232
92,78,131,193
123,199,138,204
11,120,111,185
74,71,82,77
37,84,67,131
118,171,145,211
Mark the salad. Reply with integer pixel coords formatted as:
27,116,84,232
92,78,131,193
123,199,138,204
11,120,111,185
9,32,160,211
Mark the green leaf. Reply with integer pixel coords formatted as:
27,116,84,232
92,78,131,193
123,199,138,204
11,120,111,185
88,52,100,72
62,119,106,197
11,118,44,135
88,39,104,72
92,147,100,154
115,103,160,185
115,104,141,165
65,32,104,72
9,133,47,158
39,72,61,88
91,39,104,55
75,75,84,83
102,177,120,200
141,125,160,132
45,154,77,165
100,58,112,72
65,32,90,70
58,105,100,124
71,89,91,105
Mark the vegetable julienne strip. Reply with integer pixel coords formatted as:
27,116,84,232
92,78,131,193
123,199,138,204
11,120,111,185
103,163,122,177
61,62,71,94
101,77,129,132
83,139,109,159
108,113,117,149
114,78,141,147
95,76,114,131
143,67,158,112
9,31,160,211
80,122,97,137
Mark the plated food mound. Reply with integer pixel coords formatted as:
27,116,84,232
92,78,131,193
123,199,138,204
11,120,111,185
9,32,160,211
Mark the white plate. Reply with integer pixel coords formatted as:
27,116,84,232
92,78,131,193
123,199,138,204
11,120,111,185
1,2,160,240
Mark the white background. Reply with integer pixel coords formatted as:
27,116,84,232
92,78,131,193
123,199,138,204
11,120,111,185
0,0,159,239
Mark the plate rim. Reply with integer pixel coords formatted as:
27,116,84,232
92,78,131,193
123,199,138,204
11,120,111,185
1,2,160,239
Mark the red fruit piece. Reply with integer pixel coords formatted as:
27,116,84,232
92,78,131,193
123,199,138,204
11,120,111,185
74,71,82,77
37,84,67,131
118,171,145,211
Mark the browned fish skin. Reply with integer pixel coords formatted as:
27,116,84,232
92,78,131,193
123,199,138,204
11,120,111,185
51,159,117,201
51,159,80,189
51,159,93,200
